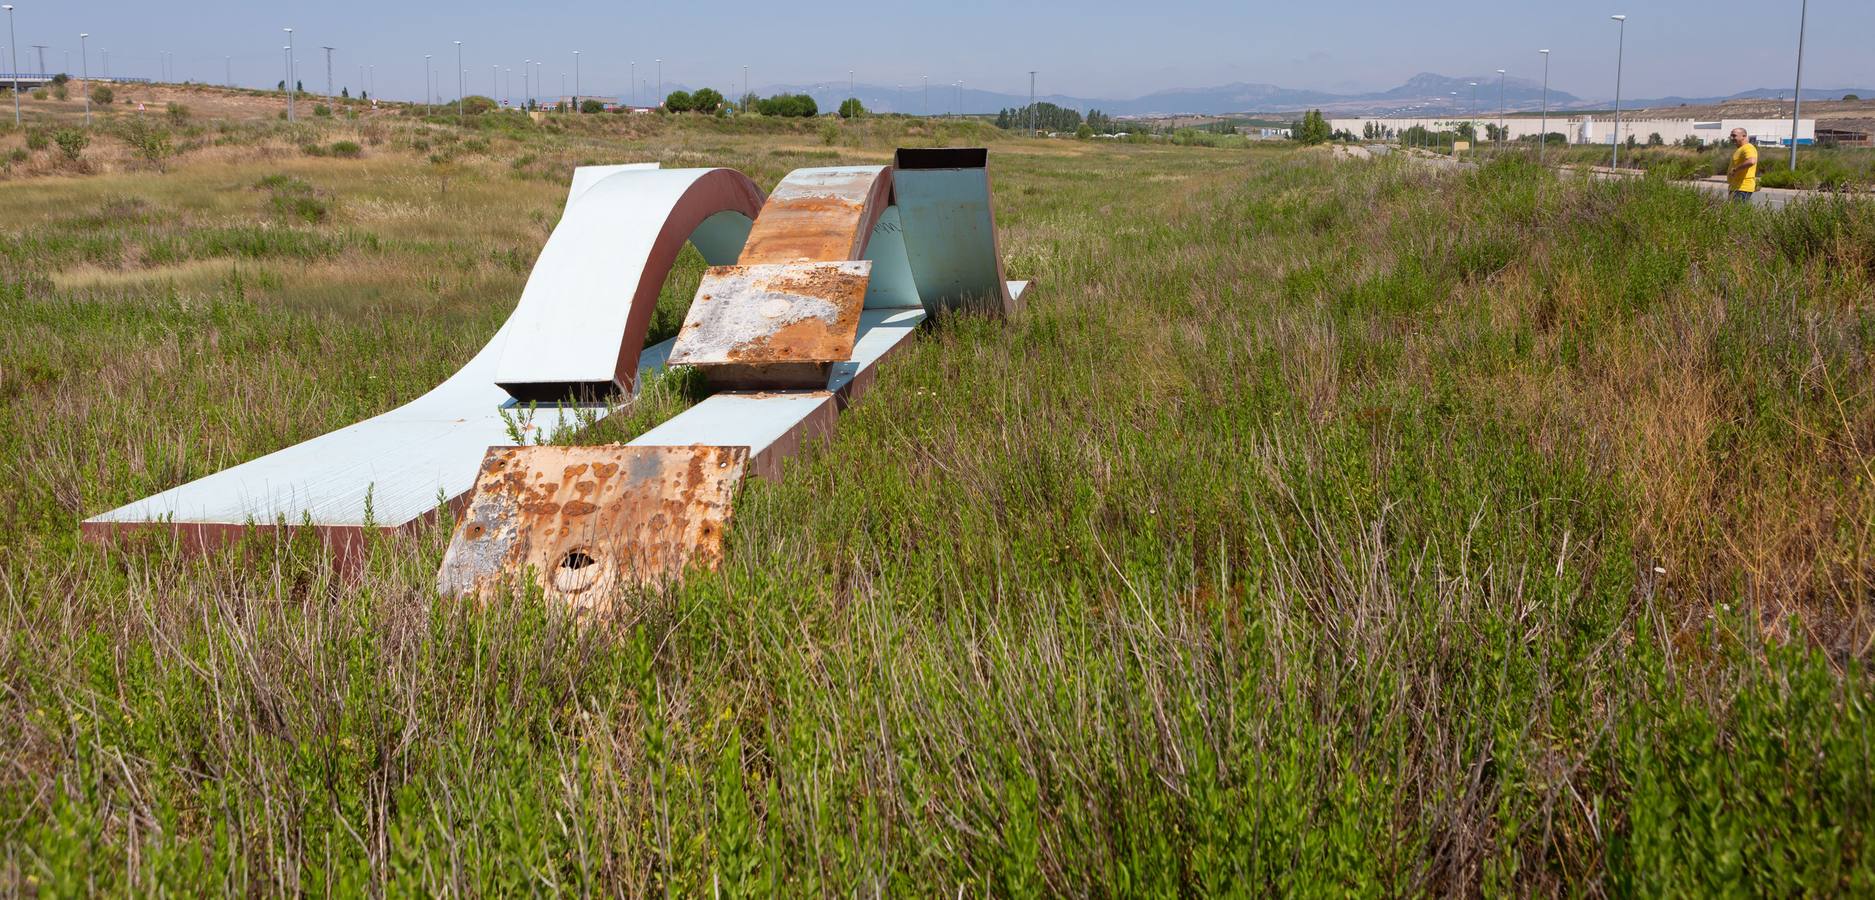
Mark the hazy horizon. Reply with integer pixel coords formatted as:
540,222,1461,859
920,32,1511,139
2,0,1868,105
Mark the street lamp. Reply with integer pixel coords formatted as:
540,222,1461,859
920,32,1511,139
4,5,19,126
454,40,463,122
1468,81,1478,156
656,58,661,106
1789,0,1807,169
923,74,928,117
1496,69,1506,151
284,27,296,122
1539,50,1551,162
425,54,432,114
1610,14,1627,169
79,32,90,126
573,50,580,112
323,46,335,101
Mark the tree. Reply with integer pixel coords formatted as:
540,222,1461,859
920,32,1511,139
1291,109,1330,145
754,93,817,117
838,97,865,119
690,88,725,114
296,80,303,93
1844,94,1860,101
664,90,693,112
341,87,350,98
90,85,113,105
1455,121,1477,142
459,95,497,115
1075,123,1093,140
581,99,604,114
738,91,759,113
1647,132,1664,146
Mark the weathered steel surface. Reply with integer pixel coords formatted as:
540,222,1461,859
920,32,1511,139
435,444,747,611
630,390,839,481
738,166,893,265
892,148,1018,317
667,261,871,389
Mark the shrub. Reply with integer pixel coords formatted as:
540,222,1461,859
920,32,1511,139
1075,123,1093,140
52,84,68,101
459,95,497,115
255,174,330,223
580,99,604,114
313,103,332,118
52,129,88,162
30,89,47,101
165,102,190,125
6,147,25,163
691,88,725,115
819,119,840,145
755,93,817,117
25,130,48,151
118,118,174,168
300,142,328,157
329,139,362,158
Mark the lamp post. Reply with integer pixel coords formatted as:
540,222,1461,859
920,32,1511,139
655,58,661,106
522,59,530,108
4,5,19,126
1610,14,1627,169
1029,70,1036,135
1789,0,1806,169
284,27,296,122
1468,81,1478,156
573,50,580,112
225,55,231,88
425,54,432,114
79,32,90,126
454,40,463,122
1539,49,1550,162
1496,69,1506,151
923,74,928,117
630,61,635,106
323,46,335,101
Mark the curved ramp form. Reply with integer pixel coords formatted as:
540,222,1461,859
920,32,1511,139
81,165,765,556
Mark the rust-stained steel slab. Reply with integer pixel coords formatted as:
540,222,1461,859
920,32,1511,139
435,444,746,613
667,260,870,389
738,165,894,265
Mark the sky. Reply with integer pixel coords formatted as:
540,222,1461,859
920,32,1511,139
2,0,1869,105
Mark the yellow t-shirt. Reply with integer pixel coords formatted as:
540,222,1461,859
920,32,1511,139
1729,141,1758,192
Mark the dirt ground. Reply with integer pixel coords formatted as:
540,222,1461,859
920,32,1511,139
5,80,403,126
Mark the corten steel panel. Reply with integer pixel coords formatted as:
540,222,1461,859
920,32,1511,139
891,148,1017,317
493,167,765,401
667,261,871,390
435,444,747,612
82,165,751,550
737,166,894,265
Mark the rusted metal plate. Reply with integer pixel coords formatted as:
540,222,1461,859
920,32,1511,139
667,261,870,389
738,166,893,265
435,444,746,613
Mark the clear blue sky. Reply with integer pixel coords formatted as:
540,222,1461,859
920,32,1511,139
4,0,1869,103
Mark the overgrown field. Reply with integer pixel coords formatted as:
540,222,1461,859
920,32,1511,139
2,113,1873,895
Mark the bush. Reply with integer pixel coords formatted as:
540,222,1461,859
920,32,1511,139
755,93,817,118
819,119,840,145
25,130,48,151
255,173,330,223
1075,123,1093,140
52,84,67,101
6,147,25,163
459,95,497,115
52,129,88,162
690,88,724,115
165,102,190,125
580,99,604,114
118,119,174,169
313,103,332,118
329,140,362,158
300,142,328,157
838,97,865,119
30,89,47,101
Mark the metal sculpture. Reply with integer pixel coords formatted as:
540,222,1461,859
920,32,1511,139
84,149,1028,603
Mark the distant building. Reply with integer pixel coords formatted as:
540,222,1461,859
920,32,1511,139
1329,115,1816,147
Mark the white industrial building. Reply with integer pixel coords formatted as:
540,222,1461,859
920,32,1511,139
1329,116,1816,147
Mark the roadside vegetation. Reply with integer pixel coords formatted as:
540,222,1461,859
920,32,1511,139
0,90,1871,893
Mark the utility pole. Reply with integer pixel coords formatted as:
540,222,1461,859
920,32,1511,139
1539,50,1550,163
923,74,928,117
1468,81,1477,157
630,60,635,106
425,54,432,113
283,27,296,122
79,32,90,126
1789,0,1807,169
1496,69,1506,151
742,64,748,106
1610,14,1627,169
573,50,580,112
4,5,18,126
225,55,231,87
656,58,661,106
454,40,463,122
1029,70,1036,135
322,46,334,101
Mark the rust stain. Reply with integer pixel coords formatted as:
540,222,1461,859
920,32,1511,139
435,444,750,616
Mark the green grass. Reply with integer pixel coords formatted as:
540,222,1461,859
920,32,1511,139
1,115,1872,894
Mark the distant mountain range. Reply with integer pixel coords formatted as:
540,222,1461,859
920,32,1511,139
752,73,1873,119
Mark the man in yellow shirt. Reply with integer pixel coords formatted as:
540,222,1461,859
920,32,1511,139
1727,128,1758,202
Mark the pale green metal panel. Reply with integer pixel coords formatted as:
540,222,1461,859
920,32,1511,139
892,154,1013,316
860,206,920,309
